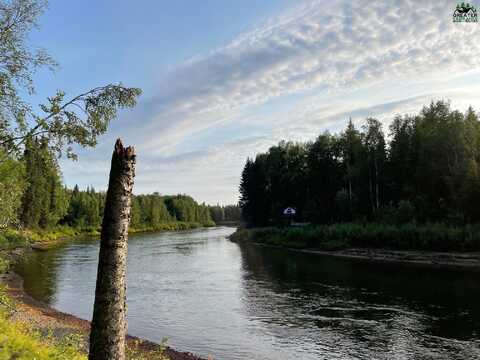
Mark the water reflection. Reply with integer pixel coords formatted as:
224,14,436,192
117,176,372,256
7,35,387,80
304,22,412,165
237,242,480,359
14,227,480,360
15,247,61,303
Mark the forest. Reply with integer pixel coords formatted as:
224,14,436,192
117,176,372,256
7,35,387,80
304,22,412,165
2,135,215,233
240,101,480,228
208,204,241,224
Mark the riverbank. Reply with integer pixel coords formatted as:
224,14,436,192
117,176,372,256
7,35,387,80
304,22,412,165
0,226,216,359
300,247,480,268
0,222,216,251
0,270,206,360
231,227,480,268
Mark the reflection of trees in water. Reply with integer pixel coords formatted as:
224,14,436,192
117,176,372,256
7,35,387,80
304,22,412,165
236,242,480,356
14,248,62,304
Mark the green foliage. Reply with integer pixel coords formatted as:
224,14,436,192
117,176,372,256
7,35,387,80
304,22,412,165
0,229,30,250
126,338,169,360
240,142,309,226
163,195,212,224
229,228,250,243
32,85,142,160
64,186,104,230
0,153,25,228
0,284,167,360
0,0,56,144
0,284,12,310
242,223,480,252
129,221,205,233
380,200,416,225
240,102,480,228
64,188,214,232
0,309,86,360
208,204,241,223
0,0,143,234
20,138,68,229
19,226,79,244
0,0,141,162
0,256,9,274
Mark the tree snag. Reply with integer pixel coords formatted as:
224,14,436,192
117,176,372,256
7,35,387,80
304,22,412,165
89,139,136,360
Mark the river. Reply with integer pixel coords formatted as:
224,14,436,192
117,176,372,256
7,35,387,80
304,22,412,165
14,227,480,359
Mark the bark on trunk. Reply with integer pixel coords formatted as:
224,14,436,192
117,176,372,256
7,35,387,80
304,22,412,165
375,158,380,211
89,139,136,360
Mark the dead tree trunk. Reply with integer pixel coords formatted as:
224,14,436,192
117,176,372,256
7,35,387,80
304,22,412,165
89,139,136,360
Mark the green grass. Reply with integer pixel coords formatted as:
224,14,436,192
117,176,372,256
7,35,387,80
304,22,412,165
0,256,9,274
0,220,217,253
126,338,169,360
232,223,480,252
0,226,84,251
0,309,86,360
0,254,87,359
0,308,169,360
0,229,31,250
130,220,215,234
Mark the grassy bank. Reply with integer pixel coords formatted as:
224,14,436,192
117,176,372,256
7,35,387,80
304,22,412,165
0,314,84,359
0,300,85,360
0,253,86,360
129,220,215,234
0,226,88,250
0,221,216,252
231,223,480,252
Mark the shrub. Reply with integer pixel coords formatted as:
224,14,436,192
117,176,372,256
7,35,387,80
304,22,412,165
0,229,30,250
0,310,86,360
0,256,9,274
239,222,480,252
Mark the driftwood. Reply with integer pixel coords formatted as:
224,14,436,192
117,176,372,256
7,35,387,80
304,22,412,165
89,139,136,360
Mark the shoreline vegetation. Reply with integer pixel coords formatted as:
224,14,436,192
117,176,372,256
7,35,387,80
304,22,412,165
230,225,480,268
0,221,216,251
235,102,480,269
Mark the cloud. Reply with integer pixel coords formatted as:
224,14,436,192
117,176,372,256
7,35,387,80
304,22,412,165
62,0,480,204
129,0,479,153
63,88,479,205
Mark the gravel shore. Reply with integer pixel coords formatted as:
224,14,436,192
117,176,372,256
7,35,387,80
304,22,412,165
298,247,480,268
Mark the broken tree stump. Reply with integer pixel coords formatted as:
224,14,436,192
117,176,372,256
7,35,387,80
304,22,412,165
89,139,136,360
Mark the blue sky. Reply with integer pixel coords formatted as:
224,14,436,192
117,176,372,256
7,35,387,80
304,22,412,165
29,0,480,204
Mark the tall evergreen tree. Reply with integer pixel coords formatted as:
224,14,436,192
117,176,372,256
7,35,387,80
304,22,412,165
239,101,480,226
363,118,386,215
20,137,67,228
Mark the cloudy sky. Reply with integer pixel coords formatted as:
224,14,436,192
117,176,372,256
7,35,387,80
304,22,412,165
31,0,480,204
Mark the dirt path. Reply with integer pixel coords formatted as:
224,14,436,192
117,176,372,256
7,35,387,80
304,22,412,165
1,271,207,360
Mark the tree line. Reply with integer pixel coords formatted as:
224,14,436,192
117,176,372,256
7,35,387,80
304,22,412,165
240,101,480,227
2,133,247,232
0,136,215,231
208,205,241,223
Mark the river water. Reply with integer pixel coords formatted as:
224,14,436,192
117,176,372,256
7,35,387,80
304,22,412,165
14,227,480,359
